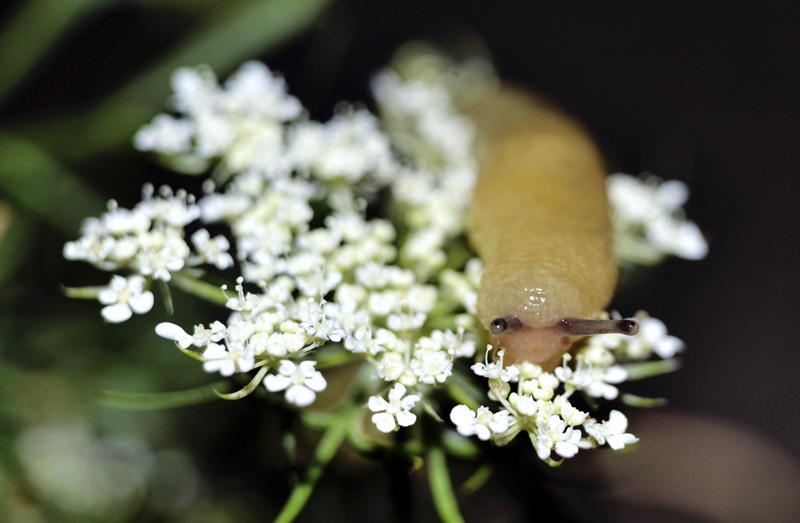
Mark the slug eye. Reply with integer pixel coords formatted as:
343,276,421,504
489,316,522,335
490,318,508,335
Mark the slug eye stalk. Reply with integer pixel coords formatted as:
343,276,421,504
557,318,639,337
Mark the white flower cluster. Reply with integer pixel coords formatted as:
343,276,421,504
122,61,478,411
608,173,708,264
372,70,479,278
450,310,683,464
62,185,233,322
64,53,700,462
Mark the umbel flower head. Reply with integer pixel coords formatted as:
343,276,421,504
63,47,704,478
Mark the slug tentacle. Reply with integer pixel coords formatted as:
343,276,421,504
557,318,639,337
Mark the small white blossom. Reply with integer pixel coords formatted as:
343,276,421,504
606,313,685,360
191,229,234,269
410,347,453,385
608,173,707,263
536,415,582,460
263,360,326,407
344,326,395,355
584,410,639,450
201,342,254,376
449,405,510,441
376,352,406,381
510,394,538,417
368,384,420,433
98,275,154,323
134,114,194,154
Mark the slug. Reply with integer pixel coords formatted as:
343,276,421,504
464,86,638,370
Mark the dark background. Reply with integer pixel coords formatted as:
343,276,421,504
2,0,799,521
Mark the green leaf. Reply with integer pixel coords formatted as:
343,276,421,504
0,133,105,234
101,381,230,410
427,446,465,523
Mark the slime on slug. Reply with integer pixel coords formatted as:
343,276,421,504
463,87,638,370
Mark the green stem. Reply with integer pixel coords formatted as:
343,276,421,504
273,405,355,523
170,271,229,305
101,380,229,410
427,446,465,523
215,366,269,400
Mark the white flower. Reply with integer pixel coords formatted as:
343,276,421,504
449,405,510,441
191,229,234,269
222,61,302,121
344,326,395,355
136,232,190,281
368,384,420,433
410,347,453,385
584,365,628,400
289,109,393,183
511,394,538,417
613,314,685,360
608,173,708,263
471,361,519,383
155,322,195,348
63,233,115,265
134,114,194,154
536,415,581,460
472,348,519,382
647,217,708,260
584,410,639,450
98,275,154,323
201,342,254,376
263,360,327,407
376,352,406,381
158,320,227,349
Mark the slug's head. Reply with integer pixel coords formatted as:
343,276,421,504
488,316,639,370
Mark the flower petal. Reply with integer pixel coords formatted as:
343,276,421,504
264,374,291,392
101,303,132,323
395,410,416,428
129,291,155,314
286,385,315,406
372,412,396,433
368,396,388,413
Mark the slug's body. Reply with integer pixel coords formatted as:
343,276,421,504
465,87,635,370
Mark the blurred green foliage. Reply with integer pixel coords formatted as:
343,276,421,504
0,0,334,521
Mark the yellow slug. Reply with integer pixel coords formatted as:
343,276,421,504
464,86,637,370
